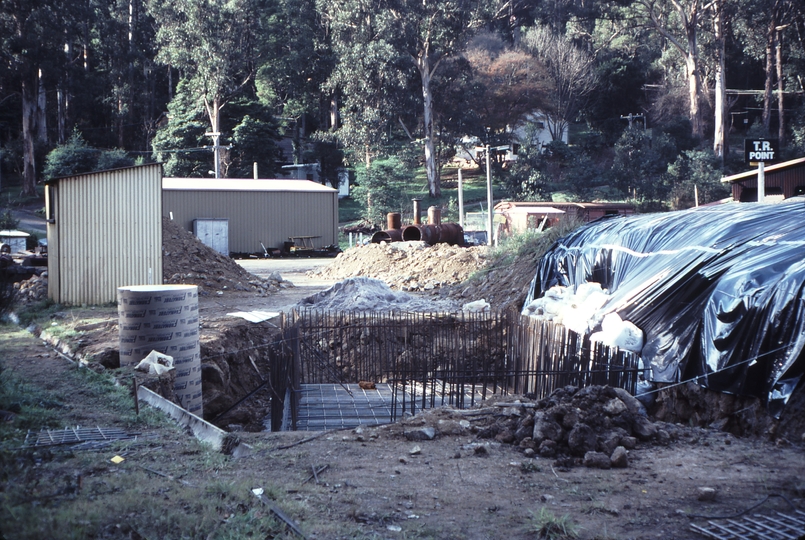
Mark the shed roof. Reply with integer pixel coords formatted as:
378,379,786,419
721,156,805,183
497,206,566,214
0,230,30,238
45,162,163,184
163,177,337,193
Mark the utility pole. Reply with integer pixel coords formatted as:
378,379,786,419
620,113,646,130
205,131,222,178
486,145,493,246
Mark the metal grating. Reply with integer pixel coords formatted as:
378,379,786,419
24,426,140,447
691,510,805,539
292,382,502,431
294,384,400,431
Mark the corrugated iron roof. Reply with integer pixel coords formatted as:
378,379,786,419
721,156,805,183
163,177,337,193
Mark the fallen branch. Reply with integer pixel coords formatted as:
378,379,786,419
302,464,329,485
275,432,327,450
254,492,307,539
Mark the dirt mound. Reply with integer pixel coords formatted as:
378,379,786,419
13,272,48,305
162,217,292,296
298,276,460,312
311,242,489,292
457,385,668,469
445,250,540,312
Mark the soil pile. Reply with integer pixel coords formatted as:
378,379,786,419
311,242,489,292
445,250,541,312
162,217,292,296
298,276,460,312
462,385,667,469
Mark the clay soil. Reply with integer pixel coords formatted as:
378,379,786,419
2,226,805,539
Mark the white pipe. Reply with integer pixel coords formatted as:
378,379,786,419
757,162,765,203
458,168,465,229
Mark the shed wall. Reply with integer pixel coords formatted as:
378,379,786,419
731,167,805,201
47,164,163,304
163,190,338,253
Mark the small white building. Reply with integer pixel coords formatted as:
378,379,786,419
0,230,30,253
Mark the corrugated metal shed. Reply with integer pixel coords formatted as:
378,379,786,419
162,178,338,254
721,156,805,201
46,164,163,305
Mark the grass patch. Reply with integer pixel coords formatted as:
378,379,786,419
0,459,295,539
13,299,62,327
528,507,580,539
0,361,63,433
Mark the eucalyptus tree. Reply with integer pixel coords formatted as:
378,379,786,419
147,0,270,177
521,25,599,143
319,0,493,198
1,0,84,195
255,0,332,165
632,0,708,140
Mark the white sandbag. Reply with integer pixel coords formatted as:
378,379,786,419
591,312,644,354
463,299,491,313
135,350,175,376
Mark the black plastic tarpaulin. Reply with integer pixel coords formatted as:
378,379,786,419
525,199,805,416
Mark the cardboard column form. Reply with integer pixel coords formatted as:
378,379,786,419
118,285,202,416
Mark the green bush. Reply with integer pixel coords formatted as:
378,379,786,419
96,148,135,171
43,129,98,180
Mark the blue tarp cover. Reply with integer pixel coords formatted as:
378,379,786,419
526,199,805,416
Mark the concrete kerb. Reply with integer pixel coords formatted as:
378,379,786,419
137,385,252,457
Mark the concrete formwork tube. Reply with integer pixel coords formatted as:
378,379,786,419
118,284,202,416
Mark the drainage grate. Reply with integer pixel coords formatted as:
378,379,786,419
24,426,140,447
691,510,805,539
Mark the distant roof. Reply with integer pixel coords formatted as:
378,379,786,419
163,178,337,193
497,206,566,214
721,156,805,183
0,230,30,237
495,201,634,210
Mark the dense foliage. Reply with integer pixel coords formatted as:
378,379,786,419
1,0,803,215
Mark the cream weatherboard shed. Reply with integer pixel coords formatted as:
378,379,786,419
45,163,163,305
162,178,339,254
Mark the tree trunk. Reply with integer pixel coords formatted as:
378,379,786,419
712,0,726,161
762,19,775,133
21,76,38,196
416,52,440,198
776,29,785,144
36,69,48,143
684,40,703,139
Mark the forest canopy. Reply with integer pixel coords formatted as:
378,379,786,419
1,0,803,209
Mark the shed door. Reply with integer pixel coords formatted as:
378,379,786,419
193,219,229,255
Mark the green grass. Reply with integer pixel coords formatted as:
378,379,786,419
527,507,580,539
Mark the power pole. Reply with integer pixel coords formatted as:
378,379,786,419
205,131,222,178
620,113,646,129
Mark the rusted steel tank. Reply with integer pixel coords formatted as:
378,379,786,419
387,212,402,230
402,224,437,243
437,223,464,245
370,229,404,243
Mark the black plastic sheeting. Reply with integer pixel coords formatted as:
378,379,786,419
525,199,805,417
